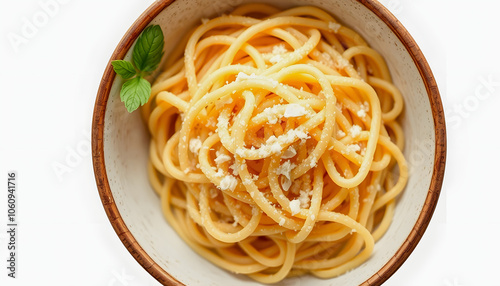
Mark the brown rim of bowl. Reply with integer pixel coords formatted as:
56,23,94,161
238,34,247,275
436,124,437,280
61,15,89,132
91,0,447,285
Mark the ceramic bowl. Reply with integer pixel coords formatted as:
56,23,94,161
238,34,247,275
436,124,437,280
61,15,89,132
92,0,446,285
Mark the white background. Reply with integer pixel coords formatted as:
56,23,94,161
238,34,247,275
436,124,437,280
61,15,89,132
0,0,498,285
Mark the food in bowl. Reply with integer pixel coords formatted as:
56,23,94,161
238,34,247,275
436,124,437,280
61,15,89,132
141,3,407,283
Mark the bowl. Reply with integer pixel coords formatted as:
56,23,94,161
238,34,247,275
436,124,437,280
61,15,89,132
92,0,446,285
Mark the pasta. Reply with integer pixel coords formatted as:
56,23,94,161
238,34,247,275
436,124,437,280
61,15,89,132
143,3,408,283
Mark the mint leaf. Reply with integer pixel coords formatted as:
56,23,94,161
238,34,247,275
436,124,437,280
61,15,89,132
111,60,137,79
112,25,164,113
120,76,151,113
133,25,164,72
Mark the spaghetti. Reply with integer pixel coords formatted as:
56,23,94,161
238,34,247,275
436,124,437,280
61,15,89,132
143,3,408,283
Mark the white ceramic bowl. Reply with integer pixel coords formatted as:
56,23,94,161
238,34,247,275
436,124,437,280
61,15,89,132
92,0,446,285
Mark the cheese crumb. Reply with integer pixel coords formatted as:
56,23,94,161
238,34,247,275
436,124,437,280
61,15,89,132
215,96,233,109
269,44,287,64
276,161,296,180
344,144,361,154
284,103,308,118
282,146,297,159
269,54,282,64
361,147,366,156
298,190,311,209
261,105,283,124
349,125,362,138
220,176,238,191
235,72,257,82
189,138,202,155
337,57,350,69
232,217,239,227
289,199,301,215
357,109,367,118
337,129,346,138
252,206,259,216
235,72,278,88
357,102,369,118
229,161,239,176
201,18,209,24
281,176,292,191
328,22,341,32
235,148,246,157
238,129,310,158
272,44,287,55
214,152,231,165
363,101,370,111
279,217,285,226
287,129,310,141
214,168,224,178
309,157,317,168
217,115,229,130
270,142,282,153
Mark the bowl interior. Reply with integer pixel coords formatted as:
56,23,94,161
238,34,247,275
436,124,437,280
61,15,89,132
98,0,441,285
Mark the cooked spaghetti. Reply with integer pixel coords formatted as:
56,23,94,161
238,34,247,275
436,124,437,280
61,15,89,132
143,3,408,283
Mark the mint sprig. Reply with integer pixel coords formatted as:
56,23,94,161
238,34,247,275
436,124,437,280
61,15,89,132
111,25,164,113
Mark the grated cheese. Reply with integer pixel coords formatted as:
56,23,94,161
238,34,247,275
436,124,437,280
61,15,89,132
320,52,335,67
260,105,283,124
214,152,231,165
328,22,341,32
349,125,362,138
279,217,286,226
269,44,287,64
357,109,367,118
284,103,308,118
229,161,239,176
281,176,292,191
336,57,350,69
214,168,224,178
270,141,282,153
232,216,239,227
236,129,309,158
289,199,301,215
282,146,297,159
337,129,346,138
344,144,361,154
276,161,296,181
269,54,282,64
216,115,229,131
220,175,238,191
309,157,317,168
215,96,233,109
272,44,287,55
189,138,202,155
298,190,311,209
235,72,278,87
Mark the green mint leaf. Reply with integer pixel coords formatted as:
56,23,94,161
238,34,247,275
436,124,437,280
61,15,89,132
132,25,164,73
113,25,164,113
111,60,137,79
120,76,151,113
